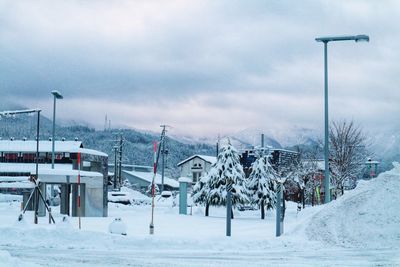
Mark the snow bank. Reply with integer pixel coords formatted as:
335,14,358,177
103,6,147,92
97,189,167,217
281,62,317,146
108,187,150,205
306,162,400,249
0,193,22,202
0,250,39,267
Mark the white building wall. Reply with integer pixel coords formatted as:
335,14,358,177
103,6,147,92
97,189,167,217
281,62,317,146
179,157,214,183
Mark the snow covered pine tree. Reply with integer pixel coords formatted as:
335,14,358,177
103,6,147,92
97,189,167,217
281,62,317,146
206,143,248,218
246,155,277,219
192,171,212,216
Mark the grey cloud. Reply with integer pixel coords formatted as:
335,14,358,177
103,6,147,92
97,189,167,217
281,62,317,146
0,0,399,136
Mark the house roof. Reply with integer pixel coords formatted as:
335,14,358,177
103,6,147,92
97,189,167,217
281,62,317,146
177,154,217,166
0,140,83,153
123,170,179,188
0,140,107,157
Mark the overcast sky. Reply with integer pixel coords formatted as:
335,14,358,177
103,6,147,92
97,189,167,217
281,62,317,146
1,0,399,138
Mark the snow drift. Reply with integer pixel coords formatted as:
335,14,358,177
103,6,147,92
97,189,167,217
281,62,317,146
306,162,400,249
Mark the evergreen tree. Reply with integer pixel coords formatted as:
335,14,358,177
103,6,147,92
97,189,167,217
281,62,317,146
246,155,277,219
192,172,211,216
206,143,248,217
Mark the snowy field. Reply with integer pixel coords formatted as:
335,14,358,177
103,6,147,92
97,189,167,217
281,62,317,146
1,165,400,266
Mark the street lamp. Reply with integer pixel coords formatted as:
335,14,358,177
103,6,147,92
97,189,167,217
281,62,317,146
51,90,63,168
51,90,63,200
315,34,369,204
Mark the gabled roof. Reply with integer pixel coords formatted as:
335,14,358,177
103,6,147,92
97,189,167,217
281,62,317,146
177,154,217,166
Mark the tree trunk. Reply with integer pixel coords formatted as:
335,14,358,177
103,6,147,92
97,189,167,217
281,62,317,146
261,200,265,219
205,203,209,217
312,186,315,206
231,207,234,219
302,188,305,209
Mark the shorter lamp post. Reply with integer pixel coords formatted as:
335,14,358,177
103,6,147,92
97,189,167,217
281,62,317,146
51,90,63,201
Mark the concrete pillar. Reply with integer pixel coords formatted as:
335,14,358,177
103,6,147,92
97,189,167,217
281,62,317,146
178,178,191,215
71,184,85,217
60,184,70,215
38,183,46,217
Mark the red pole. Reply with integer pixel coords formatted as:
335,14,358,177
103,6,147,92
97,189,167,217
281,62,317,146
150,141,157,234
77,152,81,229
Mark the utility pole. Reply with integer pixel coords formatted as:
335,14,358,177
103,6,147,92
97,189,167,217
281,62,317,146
118,135,123,189
113,145,118,190
160,125,168,193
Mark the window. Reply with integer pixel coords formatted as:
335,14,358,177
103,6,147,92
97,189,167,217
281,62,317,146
192,172,202,183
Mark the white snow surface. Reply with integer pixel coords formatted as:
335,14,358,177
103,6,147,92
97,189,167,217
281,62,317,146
0,164,399,266
306,162,400,249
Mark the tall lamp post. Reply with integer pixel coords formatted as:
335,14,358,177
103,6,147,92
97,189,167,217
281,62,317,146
51,90,63,200
315,35,369,204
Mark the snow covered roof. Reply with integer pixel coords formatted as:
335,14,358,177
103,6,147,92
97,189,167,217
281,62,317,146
0,163,73,172
0,181,35,189
123,170,179,188
0,140,83,153
0,163,103,177
71,148,108,157
177,155,217,166
0,140,107,157
0,176,34,188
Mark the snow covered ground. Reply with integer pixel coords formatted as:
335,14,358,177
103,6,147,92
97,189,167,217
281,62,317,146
1,165,400,266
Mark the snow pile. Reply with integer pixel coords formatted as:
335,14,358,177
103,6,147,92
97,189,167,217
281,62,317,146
0,250,39,267
0,193,22,202
108,187,150,205
306,162,400,249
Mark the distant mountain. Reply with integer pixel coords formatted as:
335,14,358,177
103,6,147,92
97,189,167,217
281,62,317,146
0,107,215,178
368,129,400,171
2,102,398,174
172,125,320,150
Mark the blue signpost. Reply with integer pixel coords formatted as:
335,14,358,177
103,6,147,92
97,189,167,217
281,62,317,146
179,178,191,215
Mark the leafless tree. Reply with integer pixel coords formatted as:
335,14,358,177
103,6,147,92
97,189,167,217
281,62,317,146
329,120,368,195
291,145,322,208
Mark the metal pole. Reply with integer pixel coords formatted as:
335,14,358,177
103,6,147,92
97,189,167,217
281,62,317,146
118,136,122,189
51,95,56,169
323,41,330,204
276,183,281,237
161,128,165,193
261,133,264,147
51,95,56,201
77,152,81,229
34,111,40,224
226,184,232,237
150,141,157,235
113,146,117,190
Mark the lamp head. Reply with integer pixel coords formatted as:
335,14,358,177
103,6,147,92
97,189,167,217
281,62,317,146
354,35,369,42
51,90,63,99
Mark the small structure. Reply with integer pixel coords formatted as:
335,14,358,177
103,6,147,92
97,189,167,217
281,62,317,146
0,140,108,217
178,177,191,215
177,155,217,183
364,158,380,179
121,165,179,192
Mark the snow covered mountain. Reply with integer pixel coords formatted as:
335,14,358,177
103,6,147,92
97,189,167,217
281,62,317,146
172,125,321,150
